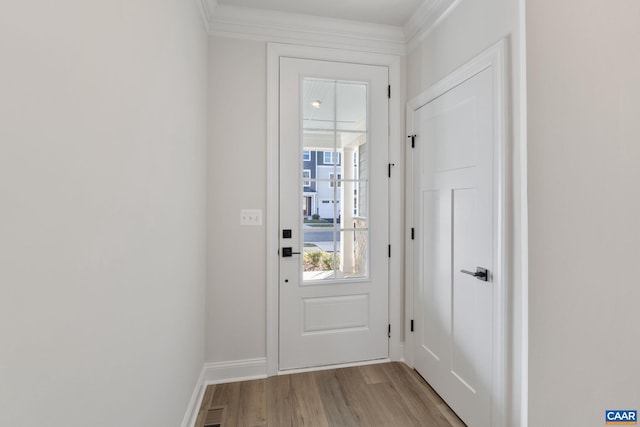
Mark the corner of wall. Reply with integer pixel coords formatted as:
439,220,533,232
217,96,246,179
180,366,207,427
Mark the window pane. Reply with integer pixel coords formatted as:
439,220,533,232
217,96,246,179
337,82,367,132
353,228,368,278
303,131,333,156
303,229,337,281
303,79,335,131
337,227,368,279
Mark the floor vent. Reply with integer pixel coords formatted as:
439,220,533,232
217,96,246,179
204,407,224,427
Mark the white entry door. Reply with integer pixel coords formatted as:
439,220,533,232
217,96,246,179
412,65,498,427
279,57,389,371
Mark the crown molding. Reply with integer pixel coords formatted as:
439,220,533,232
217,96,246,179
202,0,463,55
205,4,407,55
405,0,463,52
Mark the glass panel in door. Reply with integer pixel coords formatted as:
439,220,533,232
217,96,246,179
301,78,369,282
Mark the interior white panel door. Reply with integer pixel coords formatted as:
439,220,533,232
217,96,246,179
279,57,389,371
413,66,495,427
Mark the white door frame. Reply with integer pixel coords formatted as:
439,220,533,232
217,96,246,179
405,39,508,427
267,42,403,376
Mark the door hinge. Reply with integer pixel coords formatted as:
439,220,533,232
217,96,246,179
388,324,391,338
408,134,416,148
388,85,391,99
411,227,415,240
410,319,414,332
388,244,391,258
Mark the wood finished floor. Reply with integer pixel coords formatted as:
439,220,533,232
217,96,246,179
194,362,465,427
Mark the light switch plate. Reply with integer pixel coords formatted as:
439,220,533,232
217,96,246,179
240,209,262,226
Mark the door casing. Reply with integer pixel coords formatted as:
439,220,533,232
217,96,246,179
266,43,403,376
405,39,508,427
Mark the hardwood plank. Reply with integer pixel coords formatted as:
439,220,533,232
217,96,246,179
332,365,381,426
385,362,465,427
358,363,388,385
266,374,294,427
194,384,216,427
193,362,465,427
289,371,331,427
312,369,359,427
210,382,242,426
237,379,266,427
368,381,426,427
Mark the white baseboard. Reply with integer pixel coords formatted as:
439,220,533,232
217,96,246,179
180,357,268,427
180,366,206,427
203,357,268,384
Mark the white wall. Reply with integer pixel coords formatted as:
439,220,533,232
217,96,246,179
0,1,208,426
527,1,640,425
406,1,526,425
207,37,267,363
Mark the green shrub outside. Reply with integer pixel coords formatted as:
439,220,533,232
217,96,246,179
303,250,340,271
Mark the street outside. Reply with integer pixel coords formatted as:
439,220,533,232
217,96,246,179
303,224,340,252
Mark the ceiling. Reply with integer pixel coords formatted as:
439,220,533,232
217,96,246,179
217,0,425,27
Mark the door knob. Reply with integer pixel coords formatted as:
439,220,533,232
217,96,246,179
460,267,488,282
282,247,301,257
